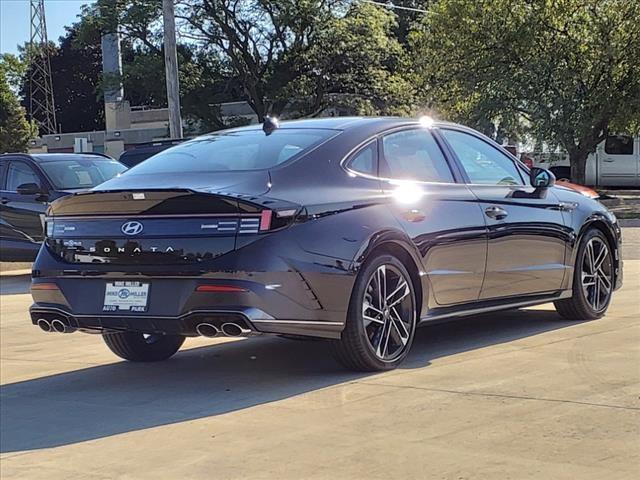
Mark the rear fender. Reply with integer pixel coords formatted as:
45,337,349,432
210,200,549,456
352,228,426,316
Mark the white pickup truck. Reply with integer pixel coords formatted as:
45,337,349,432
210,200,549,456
534,134,640,187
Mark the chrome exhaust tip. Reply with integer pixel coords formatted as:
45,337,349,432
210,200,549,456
37,318,52,333
196,323,219,338
221,322,252,337
51,318,76,333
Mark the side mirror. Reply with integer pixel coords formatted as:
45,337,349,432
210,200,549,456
530,167,555,189
16,183,43,196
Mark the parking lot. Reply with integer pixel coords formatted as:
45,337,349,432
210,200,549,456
1,228,638,479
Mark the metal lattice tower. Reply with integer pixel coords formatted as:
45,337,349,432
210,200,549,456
29,0,57,134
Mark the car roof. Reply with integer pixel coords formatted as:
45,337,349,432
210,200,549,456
209,116,464,135
29,153,115,162
0,153,116,163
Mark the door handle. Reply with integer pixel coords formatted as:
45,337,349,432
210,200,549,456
0,197,9,205
485,206,508,220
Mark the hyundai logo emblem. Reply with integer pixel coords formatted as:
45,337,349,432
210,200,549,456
121,221,144,236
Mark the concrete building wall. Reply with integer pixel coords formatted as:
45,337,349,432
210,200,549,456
30,127,170,159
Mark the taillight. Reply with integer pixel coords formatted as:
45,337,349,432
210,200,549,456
259,209,273,231
196,285,248,293
258,208,300,232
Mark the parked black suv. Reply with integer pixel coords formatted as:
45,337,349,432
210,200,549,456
0,153,126,261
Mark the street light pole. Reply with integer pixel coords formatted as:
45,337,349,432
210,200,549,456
163,0,183,138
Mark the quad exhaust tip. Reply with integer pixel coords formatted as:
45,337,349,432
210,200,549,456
221,322,252,337
37,318,51,332
195,323,219,338
37,317,75,333
50,318,76,333
196,322,253,337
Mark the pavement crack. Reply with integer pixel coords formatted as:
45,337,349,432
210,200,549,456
355,381,640,411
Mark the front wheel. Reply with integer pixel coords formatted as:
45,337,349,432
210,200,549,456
331,254,417,371
554,229,614,320
103,332,185,362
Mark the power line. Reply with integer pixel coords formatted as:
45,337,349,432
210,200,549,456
359,1,429,13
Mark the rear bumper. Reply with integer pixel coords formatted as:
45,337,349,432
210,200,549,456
30,241,353,339
29,304,344,339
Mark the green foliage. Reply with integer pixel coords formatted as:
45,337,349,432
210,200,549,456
410,0,640,181
177,0,336,120
19,21,105,134
306,2,416,116
0,54,27,93
0,66,37,153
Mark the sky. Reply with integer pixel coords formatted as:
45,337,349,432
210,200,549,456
0,0,91,55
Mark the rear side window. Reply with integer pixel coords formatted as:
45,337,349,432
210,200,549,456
0,161,6,189
442,129,524,185
380,129,454,183
605,135,634,155
127,129,336,174
346,142,377,176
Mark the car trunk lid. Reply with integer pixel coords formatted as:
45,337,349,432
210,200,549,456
45,188,299,265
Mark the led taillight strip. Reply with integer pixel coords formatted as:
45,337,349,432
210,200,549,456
195,285,248,293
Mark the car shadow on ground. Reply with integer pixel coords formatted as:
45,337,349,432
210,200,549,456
0,274,31,295
0,308,582,453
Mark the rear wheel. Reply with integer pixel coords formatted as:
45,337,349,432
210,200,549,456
331,254,417,371
103,332,185,362
554,229,614,320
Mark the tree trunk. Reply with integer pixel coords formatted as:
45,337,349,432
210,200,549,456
569,150,588,184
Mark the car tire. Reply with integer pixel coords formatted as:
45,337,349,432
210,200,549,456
103,332,185,362
331,253,417,371
554,229,614,320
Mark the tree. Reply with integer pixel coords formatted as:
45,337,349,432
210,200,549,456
0,53,27,93
51,23,106,132
411,0,640,183
0,65,37,153
178,1,415,120
390,0,432,44
176,0,338,121
301,2,416,116
18,19,105,134
81,0,239,131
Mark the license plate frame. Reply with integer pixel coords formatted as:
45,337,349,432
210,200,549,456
103,281,150,313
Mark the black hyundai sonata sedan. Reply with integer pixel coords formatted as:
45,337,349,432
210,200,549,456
29,117,622,371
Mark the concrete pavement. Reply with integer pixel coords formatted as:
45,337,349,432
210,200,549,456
0,233,638,479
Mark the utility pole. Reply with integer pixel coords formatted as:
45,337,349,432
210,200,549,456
163,0,183,138
29,0,57,134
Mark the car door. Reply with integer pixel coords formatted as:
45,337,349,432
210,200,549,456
378,127,487,310
439,128,569,300
1,159,49,245
597,135,638,187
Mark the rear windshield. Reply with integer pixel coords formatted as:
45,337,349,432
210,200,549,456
40,159,126,189
126,129,335,174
